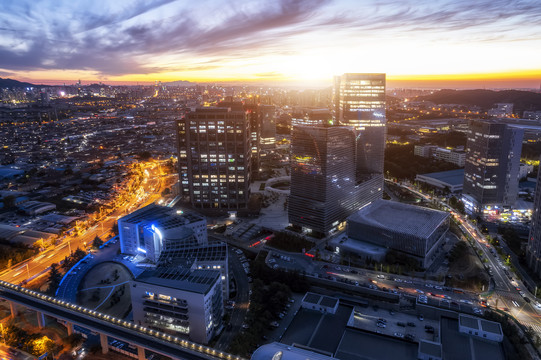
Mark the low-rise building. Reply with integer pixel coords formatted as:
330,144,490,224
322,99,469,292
131,267,223,345
415,169,464,193
414,145,437,158
345,200,449,268
433,148,466,167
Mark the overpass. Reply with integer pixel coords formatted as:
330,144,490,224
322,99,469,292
0,280,245,360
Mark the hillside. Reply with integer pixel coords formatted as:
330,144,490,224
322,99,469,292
0,77,39,89
416,89,541,112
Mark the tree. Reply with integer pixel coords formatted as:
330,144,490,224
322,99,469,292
138,151,152,160
92,236,103,249
3,195,16,208
47,263,62,294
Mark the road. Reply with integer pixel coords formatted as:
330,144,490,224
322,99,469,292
214,248,250,351
396,181,541,334
0,160,171,287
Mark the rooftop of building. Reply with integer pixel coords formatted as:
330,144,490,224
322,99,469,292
119,204,204,228
459,315,479,329
480,320,502,335
135,267,219,295
441,317,504,360
418,340,442,358
302,292,338,308
347,200,449,239
251,343,334,360
416,169,465,186
158,242,227,266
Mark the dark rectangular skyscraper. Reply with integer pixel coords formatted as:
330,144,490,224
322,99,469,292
177,106,251,209
289,125,357,234
462,120,523,214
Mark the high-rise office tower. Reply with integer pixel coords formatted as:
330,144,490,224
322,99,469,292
288,125,381,235
527,159,541,276
177,106,251,209
462,120,523,214
334,73,386,177
243,102,261,177
259,105,276,151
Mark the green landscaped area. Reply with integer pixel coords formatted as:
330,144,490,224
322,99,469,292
77,262,134,319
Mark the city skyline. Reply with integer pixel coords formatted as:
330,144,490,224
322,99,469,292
1,0,541,88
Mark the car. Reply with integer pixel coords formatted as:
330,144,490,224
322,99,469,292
407,322,416,327
524,297,531,303
535,302,541,309
393,332,404,338
418,314,424,321
424,325,434,330
405,334,415,341
397,322,406,327
377,274,385,279
415,289,424,294
425,328,435,334
270,321,279,328
242,324,249,329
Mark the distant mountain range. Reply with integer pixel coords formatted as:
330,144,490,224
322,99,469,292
161,80,195,86
0,77,42,89
416,89,541,111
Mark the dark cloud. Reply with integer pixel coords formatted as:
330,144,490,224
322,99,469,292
0,0,540,77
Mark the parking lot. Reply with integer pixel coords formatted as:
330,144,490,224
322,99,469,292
351,306,440,343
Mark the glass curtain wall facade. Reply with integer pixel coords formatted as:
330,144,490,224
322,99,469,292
335,73,386,177
289,125,360,234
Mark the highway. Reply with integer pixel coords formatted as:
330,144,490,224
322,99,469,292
0,281,242,360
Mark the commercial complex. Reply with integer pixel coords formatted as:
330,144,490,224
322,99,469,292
118,204,207,262
177,106,251,210
288,74,386,236
288,125,381,235
345,200,449,268
131,267,223,344
462,120,523,215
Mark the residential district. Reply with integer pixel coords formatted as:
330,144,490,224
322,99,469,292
1,75,541,360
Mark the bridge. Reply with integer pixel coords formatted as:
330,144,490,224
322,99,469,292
0,280,245,360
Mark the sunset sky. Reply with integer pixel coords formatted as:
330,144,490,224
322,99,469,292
1,0,541,88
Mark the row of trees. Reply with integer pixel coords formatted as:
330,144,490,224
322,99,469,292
267,231,313,253
228,280,291,356
46,248,87,294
